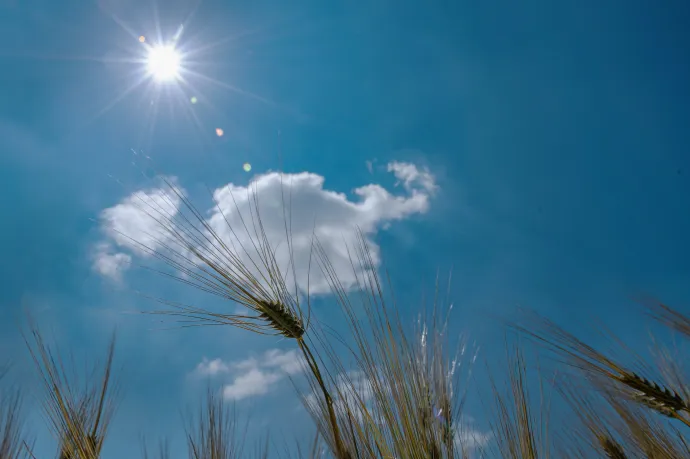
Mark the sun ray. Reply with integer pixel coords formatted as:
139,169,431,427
105,9,150,42
99,74,153,116
0,50,144,64
182,69,276,106
137,88,163,152
180,12,302,57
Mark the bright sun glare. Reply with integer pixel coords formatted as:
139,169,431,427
147,45,181,82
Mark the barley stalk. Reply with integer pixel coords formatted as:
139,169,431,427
511,310,690,428
119,178,349,458
304,230,472,459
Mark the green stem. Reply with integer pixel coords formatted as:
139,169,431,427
298,339,348,458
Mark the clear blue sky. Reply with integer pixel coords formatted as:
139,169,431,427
1,0,689,457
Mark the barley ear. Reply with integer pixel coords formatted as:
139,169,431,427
617,372,690,423
186,387,244,459
24,321,118,459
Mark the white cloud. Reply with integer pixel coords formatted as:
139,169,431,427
306,370,373,405
91,243,131,281
333,370,374,404
194,357,232,377
305,370,491,454
388,161,438,195
93,178,184,280
93,163,437,294
303,370,374,426
262,348,305,375
99,179,182,257
223,368,283,400
193,349,305,401
456,421,492,453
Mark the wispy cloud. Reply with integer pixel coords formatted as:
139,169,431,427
388,161,438,194
455,416,492,454
193,349,305,401
304,370,491,454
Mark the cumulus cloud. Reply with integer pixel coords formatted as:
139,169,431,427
99,180,182,256
93,163,437,295
92,178,183,279
193,349,305,401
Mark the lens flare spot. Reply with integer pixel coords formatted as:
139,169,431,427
243,163,251,172
215,128,224,137
190,96,198,104
138,35,146,43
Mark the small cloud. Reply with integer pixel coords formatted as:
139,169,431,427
194,349,305,401
223,368,282,400
194,357,232,377
335,370,374,402
387,161,438,195
455,417,492,453
262,348,304,375
91,243,131,281
304,370,375,423
304,369,491,454
365,160,374,174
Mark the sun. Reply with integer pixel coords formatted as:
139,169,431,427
147,45,181,82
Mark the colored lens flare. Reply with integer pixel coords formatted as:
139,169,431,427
138,35,146,43
243,163,251,172
190,96,197,104
215,128,224,137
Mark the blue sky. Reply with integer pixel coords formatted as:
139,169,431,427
1,0,690,457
